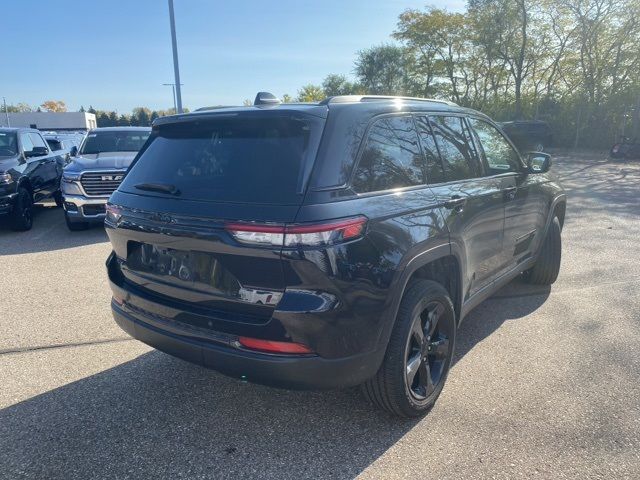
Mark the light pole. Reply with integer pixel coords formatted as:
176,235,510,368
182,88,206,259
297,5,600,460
2,97,9,127
162,83,183,113
168,0,183,113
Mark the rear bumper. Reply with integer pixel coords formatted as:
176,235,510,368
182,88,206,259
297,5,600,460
112,301,379,390
63,194,107,223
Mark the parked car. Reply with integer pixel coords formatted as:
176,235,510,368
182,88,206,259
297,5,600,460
61,127,151,230
0,128,66,230
43,133,84,164
104,93,566,417
610,136,640,159
500,120,552,152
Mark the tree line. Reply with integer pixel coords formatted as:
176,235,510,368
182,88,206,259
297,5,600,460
287,0,640,149
3,102,186,128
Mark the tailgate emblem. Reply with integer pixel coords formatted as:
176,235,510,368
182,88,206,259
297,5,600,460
148,213,175,223
101,174,124,181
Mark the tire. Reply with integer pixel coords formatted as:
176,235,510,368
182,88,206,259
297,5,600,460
65,212,89,231
361,280,456,417
10,187,34,231
53,191,64,208
526,216,562,285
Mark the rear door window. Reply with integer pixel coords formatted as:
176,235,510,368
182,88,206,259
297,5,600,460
429,116,482,181
352,115,424,193
415,116,446,184
120,113,324,205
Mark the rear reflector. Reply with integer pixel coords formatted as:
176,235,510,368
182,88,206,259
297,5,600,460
238,337,314,354
226,216,367,247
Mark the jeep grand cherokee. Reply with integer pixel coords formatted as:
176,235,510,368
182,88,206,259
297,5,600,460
104,93,565,417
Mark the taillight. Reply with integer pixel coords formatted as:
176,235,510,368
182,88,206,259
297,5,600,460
105,204,122,224
238,337,314,354
225,216,367,247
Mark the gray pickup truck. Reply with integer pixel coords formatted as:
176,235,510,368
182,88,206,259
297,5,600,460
61,127,150,230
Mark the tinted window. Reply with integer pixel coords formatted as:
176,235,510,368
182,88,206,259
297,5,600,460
120,114,323,205
430,116,481,181
469,118,521,174
46,139,63,151
29,133,47,150
352,115,424,193
19,133,34,153
80,131,150,154
415,116,446,184
0,132,18,157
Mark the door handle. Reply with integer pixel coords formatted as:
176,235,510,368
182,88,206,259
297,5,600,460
443,196,466,210
504,186,517,200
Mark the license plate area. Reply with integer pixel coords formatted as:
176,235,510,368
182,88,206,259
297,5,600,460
126,241,241,296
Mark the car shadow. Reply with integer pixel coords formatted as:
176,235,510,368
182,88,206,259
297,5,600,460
0,203,108,255
0,278,549,479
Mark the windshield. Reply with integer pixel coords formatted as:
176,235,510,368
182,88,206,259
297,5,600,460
80,131,150,155
0,132,18,157
120,114,324,205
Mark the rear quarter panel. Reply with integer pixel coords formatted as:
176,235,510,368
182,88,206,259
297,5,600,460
286,187,449,358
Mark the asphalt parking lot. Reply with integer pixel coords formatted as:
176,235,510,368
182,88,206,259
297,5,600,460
1,152,639,479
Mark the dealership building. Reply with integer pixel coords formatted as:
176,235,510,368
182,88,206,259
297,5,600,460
0,112,97,131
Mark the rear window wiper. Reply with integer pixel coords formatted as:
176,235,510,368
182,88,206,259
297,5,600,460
133,182,181,196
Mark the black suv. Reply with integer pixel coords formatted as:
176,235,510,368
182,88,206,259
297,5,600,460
0,128,66,230
105,94,565,417
500,120,553,152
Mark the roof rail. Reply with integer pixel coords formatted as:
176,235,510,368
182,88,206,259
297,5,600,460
195,105,242,112
319,95,458,107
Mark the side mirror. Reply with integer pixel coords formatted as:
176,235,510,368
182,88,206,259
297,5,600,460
24,146,49,158
70,146,78,157
527,152,551,174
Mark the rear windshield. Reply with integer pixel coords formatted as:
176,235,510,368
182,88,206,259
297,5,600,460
80,131,150,154
120,113,324,205
46,139,63,151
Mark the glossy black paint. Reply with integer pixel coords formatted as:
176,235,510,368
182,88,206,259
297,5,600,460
0,128,66,215
105,98,566,389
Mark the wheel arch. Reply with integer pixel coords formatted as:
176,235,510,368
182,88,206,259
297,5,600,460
543,193,567,237
375,244,464,357
16,177,34,196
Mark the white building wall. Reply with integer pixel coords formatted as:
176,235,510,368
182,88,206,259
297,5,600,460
0,112,97,131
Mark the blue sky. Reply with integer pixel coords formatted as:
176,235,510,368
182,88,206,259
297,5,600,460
3,0,464,112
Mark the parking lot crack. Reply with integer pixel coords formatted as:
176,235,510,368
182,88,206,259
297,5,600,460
0,337,134,356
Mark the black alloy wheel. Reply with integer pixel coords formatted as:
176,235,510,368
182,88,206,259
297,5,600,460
405,300,452,401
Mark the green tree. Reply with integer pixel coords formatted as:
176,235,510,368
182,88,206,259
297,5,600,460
97,111,110,127
117,114,130,126
354,44,411,95
322,74,357,96
132,107,152,126
297,84,325,102
5,103,33,113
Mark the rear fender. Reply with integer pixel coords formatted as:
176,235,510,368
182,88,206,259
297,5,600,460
372,243,464,364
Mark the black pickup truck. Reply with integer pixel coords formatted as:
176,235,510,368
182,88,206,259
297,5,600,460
0,127,66,230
